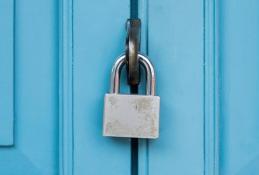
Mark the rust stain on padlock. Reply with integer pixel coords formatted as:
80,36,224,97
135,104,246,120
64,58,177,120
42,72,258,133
108,96,118,108
133,98,152,112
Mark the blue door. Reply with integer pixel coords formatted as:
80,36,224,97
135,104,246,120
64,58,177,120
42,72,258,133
1,0,259,175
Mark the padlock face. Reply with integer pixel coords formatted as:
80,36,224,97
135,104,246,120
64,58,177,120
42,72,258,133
103,94,160,139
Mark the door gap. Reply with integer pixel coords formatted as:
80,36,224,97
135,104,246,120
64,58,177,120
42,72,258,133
130,1,139,175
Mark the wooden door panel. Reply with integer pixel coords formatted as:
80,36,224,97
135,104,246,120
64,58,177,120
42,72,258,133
71,1,131,174
0,0,14,146
143,0,205,174
0,0,59,174
138,0,259,175
1,0,259,174
219,0,259,174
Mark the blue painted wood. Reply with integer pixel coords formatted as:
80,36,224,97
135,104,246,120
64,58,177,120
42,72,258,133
219,0,259,174
72,1,131,174
204,0,219,174
143,0,259,174
59,0,74,174
143,0,205,174
0,0,59,174
0,0,258,174
0,0,14,146
138,1,149,175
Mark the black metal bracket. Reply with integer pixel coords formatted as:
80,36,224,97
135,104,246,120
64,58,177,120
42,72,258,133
125,19,141,87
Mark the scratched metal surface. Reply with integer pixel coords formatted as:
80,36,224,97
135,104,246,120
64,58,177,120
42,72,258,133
103,94,160,138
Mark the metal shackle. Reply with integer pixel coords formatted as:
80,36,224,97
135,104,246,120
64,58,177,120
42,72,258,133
110,54,156,95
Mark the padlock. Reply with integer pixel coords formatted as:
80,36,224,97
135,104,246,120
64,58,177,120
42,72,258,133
103,54,160,139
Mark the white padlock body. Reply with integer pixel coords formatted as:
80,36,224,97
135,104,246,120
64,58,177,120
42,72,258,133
103,94,160,139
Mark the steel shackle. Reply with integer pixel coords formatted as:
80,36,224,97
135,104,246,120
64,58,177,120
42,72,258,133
110,54,156,96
